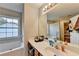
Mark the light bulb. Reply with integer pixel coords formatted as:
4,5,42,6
43,8,45,12
49,3,52,7
45,5,47,9
49,3,51,6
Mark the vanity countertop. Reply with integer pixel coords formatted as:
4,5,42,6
28,37,79,56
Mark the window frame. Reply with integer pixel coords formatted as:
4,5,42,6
0,15,21,40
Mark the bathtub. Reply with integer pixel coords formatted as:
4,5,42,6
0,39,22,53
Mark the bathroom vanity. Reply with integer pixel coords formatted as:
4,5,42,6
28,37,79,56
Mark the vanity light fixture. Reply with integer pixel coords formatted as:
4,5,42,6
42,3,52,12
42,3,57,13
42,5,47,12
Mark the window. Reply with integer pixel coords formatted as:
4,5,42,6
0,16,20,40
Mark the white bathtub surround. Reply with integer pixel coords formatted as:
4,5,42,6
0,39,22,52
0,46,25,56
0,41,26,56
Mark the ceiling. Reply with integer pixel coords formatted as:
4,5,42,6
47,3,79,20
0,3,43,13
0,3,24,13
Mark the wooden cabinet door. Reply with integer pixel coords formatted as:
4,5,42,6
64,22,70,43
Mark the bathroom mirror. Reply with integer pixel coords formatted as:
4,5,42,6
45,3,79,46
38,3,79,54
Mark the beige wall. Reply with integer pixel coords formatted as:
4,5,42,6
38,15,47,36
24,3,48,41
24,3,39,40
24,4,39,53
